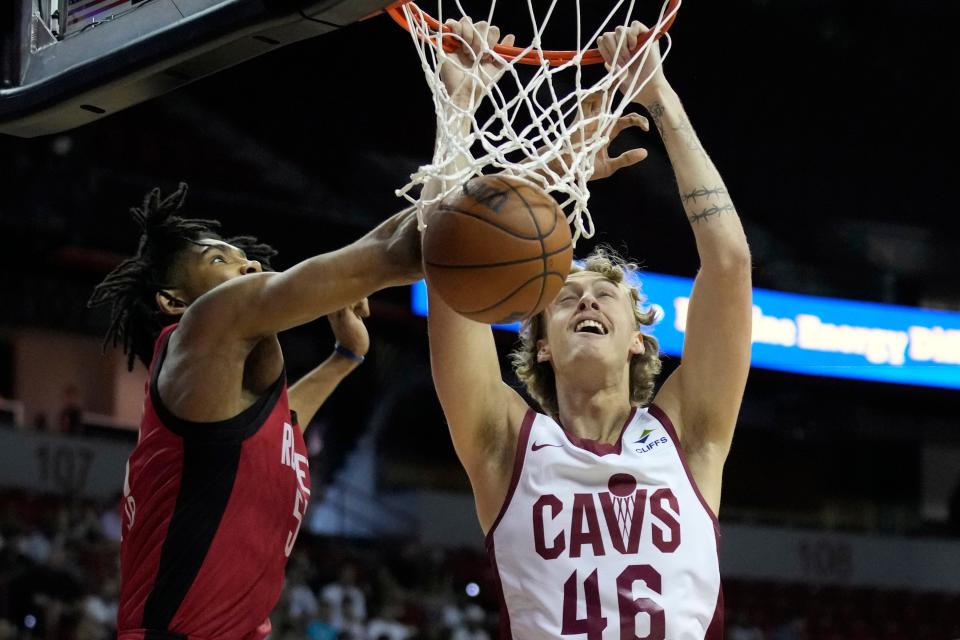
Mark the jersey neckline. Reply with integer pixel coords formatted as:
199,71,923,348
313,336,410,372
554,406,639,456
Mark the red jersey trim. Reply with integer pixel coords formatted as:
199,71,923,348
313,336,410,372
647,403,721,535
648,403,725,638
483,409,536,640
486,539,514,640
557,406,638,456
484,408,535,545
705,582,725,640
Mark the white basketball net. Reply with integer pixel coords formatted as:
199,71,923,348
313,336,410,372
395,0,680,245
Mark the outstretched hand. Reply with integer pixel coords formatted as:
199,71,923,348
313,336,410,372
374,207,423,286
582,93,650,181
547,92,650,182
598,21,670,107
328,298,370,359
438,18,515,109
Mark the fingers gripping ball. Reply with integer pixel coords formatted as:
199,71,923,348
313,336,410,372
424,175,573,324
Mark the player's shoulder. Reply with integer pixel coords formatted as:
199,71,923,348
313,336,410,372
151,323,177,359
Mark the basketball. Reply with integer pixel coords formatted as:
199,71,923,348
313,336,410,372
423,175,573,324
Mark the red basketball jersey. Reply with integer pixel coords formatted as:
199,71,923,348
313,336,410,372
117,325,311,640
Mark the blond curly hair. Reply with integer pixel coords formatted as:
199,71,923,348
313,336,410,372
509,247,662,416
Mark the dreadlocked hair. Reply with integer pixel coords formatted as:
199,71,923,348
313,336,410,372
87,182,278,371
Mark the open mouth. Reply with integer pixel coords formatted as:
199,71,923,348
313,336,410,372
574,319,608,335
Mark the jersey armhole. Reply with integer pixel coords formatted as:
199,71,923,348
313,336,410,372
483,408,536,547
648,403,721,535
149,328,286,442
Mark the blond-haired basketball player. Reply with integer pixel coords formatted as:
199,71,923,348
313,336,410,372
424,19,751,640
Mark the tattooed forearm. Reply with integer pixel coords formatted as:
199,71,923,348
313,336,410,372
647,101,700,150
646,92,741,229
672,119,701,152
688,202,737,224
648,101,666,131
682,185,728,203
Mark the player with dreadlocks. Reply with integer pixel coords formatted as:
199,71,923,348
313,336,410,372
88,182,421,640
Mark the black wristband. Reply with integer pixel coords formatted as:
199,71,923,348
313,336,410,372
334,342,365,364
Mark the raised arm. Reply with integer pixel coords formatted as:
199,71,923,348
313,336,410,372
181,208,421,344
287,299,370,432
154,206,421,426
427,289,529,519
600,24,752,512
422,19,530,532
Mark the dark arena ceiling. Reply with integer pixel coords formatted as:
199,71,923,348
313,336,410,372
0,0,957,326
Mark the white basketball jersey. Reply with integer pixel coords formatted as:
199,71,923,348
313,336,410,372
487,405,723,640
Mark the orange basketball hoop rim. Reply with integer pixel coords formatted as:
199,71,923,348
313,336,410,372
384,0,680,67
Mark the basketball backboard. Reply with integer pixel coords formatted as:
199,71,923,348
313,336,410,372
0,0,394,137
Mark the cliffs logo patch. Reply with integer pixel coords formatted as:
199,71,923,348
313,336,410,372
634,428,656,444
634,426,669,454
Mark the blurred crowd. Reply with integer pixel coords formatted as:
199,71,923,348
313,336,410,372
1,489,958,640
0,490,500,640
724,579,960,640
0,491,119,639
271,542,496,640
